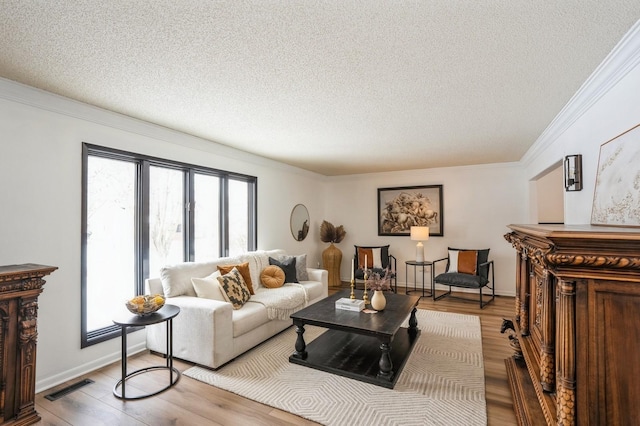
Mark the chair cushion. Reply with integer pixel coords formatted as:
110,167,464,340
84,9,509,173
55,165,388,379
355,268,396,280
435,272,489,288
355,245,390,269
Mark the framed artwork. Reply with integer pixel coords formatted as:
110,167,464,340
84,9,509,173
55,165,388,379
591,123,640,227
378,185,443,236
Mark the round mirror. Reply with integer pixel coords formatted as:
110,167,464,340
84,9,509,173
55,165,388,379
290,204,310,241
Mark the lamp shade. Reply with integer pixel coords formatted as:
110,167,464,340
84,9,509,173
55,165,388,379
410,226,429,241
410,226,429,262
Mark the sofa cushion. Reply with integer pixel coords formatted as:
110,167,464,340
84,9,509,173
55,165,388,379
299,280,324,302
269,257,298,283
217,267,251,309
217,262,255,295
191,271,226,301
231,302,270,337
278,254,308,281
261,265,285,288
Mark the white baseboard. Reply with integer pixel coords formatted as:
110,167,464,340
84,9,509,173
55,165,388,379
397,283,515,298
36,342,147,394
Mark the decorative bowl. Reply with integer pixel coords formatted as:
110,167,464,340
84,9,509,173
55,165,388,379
126,294,165,316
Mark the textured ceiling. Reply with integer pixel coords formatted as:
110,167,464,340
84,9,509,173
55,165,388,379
1,1,639,176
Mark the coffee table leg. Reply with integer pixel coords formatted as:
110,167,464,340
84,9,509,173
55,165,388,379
377,340,394,381
408,307,418,337
292,322,307,360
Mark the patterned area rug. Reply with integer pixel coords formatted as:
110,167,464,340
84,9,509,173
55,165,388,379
184,309,486,426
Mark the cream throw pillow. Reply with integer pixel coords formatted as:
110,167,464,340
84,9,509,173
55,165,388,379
191,270,226,301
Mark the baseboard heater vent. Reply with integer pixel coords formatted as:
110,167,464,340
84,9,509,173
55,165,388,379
45,379,94,401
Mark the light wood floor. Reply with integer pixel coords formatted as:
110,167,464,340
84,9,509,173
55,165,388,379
34,288,517,425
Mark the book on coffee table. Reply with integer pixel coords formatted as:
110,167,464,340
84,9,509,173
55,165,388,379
335,297,364,312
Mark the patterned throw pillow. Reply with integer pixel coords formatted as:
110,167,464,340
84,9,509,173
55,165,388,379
217,262,255,295
216,267,251,309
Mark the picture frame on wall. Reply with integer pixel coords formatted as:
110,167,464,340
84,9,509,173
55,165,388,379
591,123,640,227
378,185,443,236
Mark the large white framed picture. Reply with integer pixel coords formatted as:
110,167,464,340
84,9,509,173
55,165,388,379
591,123,640,227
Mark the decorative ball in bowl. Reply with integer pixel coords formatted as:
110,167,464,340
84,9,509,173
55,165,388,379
126,294,165,316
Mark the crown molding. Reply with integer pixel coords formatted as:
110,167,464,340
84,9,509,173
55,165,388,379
521,19,640,166
0,77,323,178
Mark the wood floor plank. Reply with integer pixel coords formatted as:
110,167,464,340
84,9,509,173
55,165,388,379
35,288,517,425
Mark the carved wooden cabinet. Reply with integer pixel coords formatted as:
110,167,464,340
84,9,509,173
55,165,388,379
0,264,56,426
504,225,640,425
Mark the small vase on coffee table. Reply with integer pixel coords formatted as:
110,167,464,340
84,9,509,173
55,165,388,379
371,290,386,311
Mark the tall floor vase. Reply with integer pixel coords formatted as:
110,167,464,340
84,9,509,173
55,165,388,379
322,243,343,287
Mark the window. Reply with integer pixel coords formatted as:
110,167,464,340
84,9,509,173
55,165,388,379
81,144,257,347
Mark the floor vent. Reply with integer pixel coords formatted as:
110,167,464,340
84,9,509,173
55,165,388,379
45,379,94,401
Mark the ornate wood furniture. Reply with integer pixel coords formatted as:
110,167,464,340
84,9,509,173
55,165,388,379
0,264,57,426
504,225,640,425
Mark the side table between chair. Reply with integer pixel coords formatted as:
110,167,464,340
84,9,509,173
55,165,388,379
405,260,434,299
112,304,181,400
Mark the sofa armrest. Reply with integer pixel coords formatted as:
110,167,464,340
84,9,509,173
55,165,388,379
146,295,234,368
306,268,328,287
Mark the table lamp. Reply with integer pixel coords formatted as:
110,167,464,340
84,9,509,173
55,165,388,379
410,226,429,262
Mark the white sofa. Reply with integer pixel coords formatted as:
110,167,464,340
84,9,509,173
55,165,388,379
145,249,328,369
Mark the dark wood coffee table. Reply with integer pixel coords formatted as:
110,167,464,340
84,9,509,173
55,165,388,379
289,290,420,388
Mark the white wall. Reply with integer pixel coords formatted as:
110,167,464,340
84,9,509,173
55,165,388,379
522,20,640,223
535,164,564,223
0,80,326,392
324,163,527,297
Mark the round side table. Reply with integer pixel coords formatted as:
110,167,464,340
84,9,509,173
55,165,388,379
405,260,435,299
112,304,180,400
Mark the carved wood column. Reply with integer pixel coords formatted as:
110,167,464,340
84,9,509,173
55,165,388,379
555,278,576,425
519,250,529,335
16,296,39,422
539,268,555,392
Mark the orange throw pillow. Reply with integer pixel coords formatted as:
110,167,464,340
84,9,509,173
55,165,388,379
457,251,478,275
357,248,373,269
217,262,254,294
260,265,286,288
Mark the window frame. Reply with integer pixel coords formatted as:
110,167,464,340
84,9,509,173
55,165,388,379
81,143,257,347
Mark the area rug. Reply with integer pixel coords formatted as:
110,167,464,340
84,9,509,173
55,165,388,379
184,309,486,426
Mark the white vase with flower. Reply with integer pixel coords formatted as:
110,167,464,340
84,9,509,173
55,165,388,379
365,268,393,311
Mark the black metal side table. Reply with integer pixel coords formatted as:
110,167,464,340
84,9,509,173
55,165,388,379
112,304,180,400
405,260,434,299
